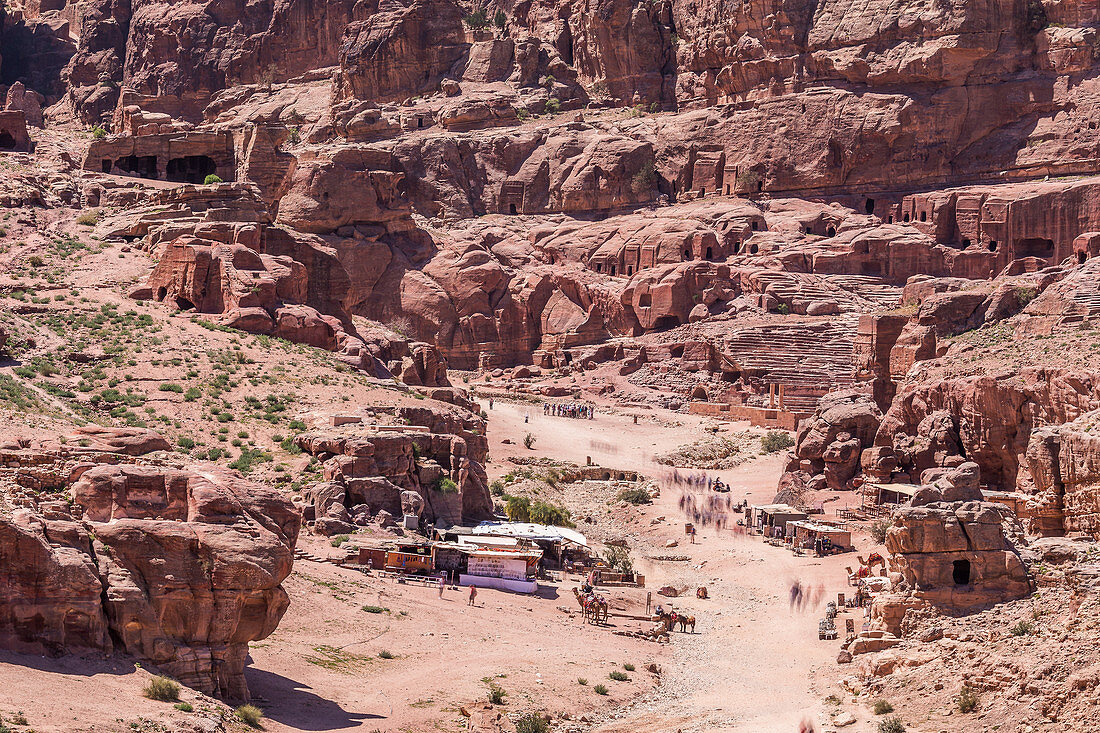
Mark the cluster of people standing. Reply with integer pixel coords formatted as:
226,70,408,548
544,402,594,419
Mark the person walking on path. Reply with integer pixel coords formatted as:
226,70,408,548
438,577,445,599
468,585,478,606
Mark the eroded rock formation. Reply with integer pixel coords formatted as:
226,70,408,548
0,435,299,701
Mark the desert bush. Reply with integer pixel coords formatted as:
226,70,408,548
1014,285,1038,306
28,255,44,267
235,704,263,728
203,174,223,185
464,9,487,27
873,699,894,715
76,210,101,226
760,431,794,453
617,487,652,505
505,495,531,522
436,477,459,493
7,713,27,725
378,649,395,659
330,534,350,547
174,702,193,712
159,382,184,392
489,479,505,496
493,9,506,27
488,682,507,704
623,663,635,672
91,125,107,139
515,713,549,733
776,303,790,315
577,678,588,685
362,605,386,614
608,671,629,682
544,98,561,114
1011,620,1034,636
957,686,979,713
523,432,536,449
869,518,891,544
143,675,180,702
603,546,633,576
529,500,573,527
878,718,905,733
593,684,609,695
631,161,657,193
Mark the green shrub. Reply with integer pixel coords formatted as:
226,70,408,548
143,676,180,702
544,98,561,114
872,699,894,715
378,649,395,659
608,671,629,682
159,383,184,393
603,546,633,575
76,210,101,226
760,431,794,453
523,432,536,449
577,678,588,685
957,686,978,713
1014,285,1038,306
616,488,652,505
183,387,202,401
178,437,196,450
631,161,656,194
489,479,505,496
464,9,487,27
869,518,891,544
203,174,223,185
593,684,609,696
777,303,790,315
623,663,635,672
505,495,531,522
515,713,549,733
91,125,107,139
529,500,574,527
487,682,507,704
362,605,387,614
174,702,193,712
493,9,506,27
331,534,350,547
234,704,263,728
28,255,44,267
878,718,905,733
1011,620,1035,636
437,477,459,493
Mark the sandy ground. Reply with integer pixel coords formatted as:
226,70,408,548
0,397,879,733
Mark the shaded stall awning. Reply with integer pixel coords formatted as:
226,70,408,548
471,521,589,548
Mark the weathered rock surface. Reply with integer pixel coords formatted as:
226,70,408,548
0,458,300,701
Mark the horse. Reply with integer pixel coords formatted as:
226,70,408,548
677,614,696,633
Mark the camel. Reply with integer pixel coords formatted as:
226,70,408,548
848,552,887,584
656,609,696,633
573,587,609,625
677,614,696,633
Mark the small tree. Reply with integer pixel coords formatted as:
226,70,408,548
603,546,633,576
91,125,107,139
505,495,531,522
203,174,223,185
760,431,794,453
869,518,891,544
493,9,506,28
523,432,536,449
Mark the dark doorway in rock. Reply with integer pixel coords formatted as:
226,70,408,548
826,226,836,237
1016,237,1055,259
988,241,998,252
1079,251,1088,264
167,155,217,184
638,293,652,307
653,315,680,330
118,155,158,179
961,238,971,248
509,203,517,214
684,249,692,260
610,265,617,275
749,243,759,254
953,559,971,586
0,131,15,150
903,213,910,222
627,266,633,275
174,296,195,311
865,198,875,215
155,287,167,301
101,159,113,173
705,246,713,259
691,385,708,400
919,211,927,222
751,221,759,231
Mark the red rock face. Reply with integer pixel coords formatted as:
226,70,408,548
0,461,299,701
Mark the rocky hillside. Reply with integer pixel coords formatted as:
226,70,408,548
0,0,1100,723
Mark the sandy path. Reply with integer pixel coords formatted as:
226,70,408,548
484,398,876,732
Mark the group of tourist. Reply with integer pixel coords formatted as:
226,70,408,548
543,402,595,419
678,492,748,531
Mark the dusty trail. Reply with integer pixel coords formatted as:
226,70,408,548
484,399,875,732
